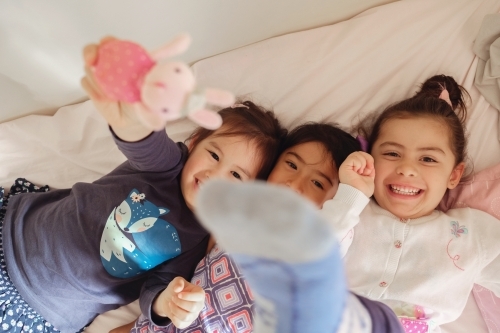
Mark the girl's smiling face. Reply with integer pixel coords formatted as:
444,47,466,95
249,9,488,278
181,128,261,210
371,116,464,219
267,141,339,208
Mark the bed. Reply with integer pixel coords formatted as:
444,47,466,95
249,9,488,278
1,0,499,332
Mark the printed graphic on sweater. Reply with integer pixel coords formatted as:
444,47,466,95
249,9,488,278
100,189,181,278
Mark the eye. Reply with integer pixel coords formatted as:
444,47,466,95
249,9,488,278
231,171,242,180
421,156,437,163
312,180,324,190
208,150,219,161
286,161,297,170
383,152,399,158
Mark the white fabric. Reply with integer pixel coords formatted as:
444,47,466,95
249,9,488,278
323,184,500,332
0,0,498,331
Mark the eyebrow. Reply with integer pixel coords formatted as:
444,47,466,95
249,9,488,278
210,141,251,178
209,141,223,156
286,152,334,186
379,141,446,155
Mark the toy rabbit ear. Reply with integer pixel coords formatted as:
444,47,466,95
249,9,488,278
204,88,235,107
188,109,223,130
150,33,192,60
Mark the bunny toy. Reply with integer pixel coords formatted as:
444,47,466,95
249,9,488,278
92,34,234,131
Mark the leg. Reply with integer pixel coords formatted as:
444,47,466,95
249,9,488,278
196,180,347,333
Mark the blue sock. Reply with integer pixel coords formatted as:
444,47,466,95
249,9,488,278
196,180,347,333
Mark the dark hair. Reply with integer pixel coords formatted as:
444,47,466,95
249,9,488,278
281,122,361,170
187,100,287,180
358,74,469,166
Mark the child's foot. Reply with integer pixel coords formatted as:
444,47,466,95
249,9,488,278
195,180,337,263
196,180,347,333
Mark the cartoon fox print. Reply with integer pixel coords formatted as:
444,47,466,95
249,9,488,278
100,189,181,278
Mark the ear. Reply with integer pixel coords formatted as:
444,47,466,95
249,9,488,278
447,162,465,189
150,33,191,60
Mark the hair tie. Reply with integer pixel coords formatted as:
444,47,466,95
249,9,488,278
356,135,369,152
438,84,452,107
230,103,250,109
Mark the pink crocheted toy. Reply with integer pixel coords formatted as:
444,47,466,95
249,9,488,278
92,34,234,130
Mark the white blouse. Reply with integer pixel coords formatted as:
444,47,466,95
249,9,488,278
321,184,500,331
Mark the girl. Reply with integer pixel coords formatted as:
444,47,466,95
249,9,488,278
197,74,499,333
125,123,403,333
0,42,286,333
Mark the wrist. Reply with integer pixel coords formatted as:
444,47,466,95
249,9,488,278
111,124,154,142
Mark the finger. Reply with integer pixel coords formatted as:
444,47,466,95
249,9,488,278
168,300,194,321
83,44,99,66
169,314,192,330
171,295,204,313
81,77,106,102
177,289,205,302
172,277,185,293
83,66,110,101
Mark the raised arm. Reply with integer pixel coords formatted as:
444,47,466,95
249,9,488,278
320,152,375,256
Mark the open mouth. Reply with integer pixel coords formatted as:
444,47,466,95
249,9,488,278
389,184,422,196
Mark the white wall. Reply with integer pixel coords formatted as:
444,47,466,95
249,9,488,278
0,0,396,123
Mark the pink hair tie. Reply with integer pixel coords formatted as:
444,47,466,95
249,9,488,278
438,84,452,107
230,103,250,109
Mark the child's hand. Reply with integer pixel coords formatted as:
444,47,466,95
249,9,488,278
153,276,206,329
80,37,153,142
339,152,375,198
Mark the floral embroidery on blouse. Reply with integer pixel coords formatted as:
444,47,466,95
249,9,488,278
447,221,468,271
450,221,468,238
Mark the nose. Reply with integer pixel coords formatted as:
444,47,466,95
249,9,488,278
286,177,304,194
396,160,418,177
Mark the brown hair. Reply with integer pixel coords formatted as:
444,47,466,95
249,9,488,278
282,122,361,171
358,74,470,166
186,100,287,180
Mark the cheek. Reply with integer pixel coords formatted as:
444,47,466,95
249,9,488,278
267,167,284,184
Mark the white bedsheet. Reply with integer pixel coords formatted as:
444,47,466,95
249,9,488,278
1,0,499,331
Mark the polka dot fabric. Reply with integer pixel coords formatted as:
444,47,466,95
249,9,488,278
93,40,156,102
400,318,428,333
0,179,63,333
439,163,500,333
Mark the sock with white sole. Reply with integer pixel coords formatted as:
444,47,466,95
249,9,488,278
196,180,347,333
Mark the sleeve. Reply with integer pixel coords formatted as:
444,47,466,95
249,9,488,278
319,184,370,257
112,128,183,172
139,235,210,327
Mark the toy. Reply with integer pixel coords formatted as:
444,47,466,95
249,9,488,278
92,34,234,130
